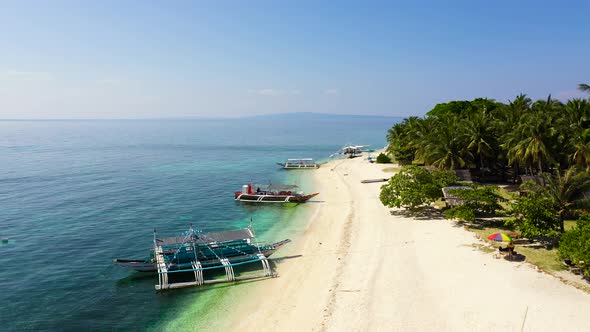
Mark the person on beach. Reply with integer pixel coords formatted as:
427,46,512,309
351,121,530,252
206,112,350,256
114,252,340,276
507,241,515,259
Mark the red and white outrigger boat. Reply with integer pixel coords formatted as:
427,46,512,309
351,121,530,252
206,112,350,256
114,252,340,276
234,184,319,203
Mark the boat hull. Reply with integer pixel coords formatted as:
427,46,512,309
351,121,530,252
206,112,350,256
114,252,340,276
276,162,319,169
234,192,319,203
114,240,290,273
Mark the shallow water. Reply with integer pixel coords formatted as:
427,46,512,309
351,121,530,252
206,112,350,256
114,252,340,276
0,115,398,331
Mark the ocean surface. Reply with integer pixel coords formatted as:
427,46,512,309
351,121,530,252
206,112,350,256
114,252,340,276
0,114,398,331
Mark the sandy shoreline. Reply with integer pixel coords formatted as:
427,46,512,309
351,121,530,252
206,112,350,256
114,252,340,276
222,156,590,331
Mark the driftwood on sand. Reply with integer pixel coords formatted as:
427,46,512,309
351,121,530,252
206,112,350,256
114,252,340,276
360,178,390,183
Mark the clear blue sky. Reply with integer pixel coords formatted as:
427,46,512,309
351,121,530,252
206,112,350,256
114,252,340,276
1,0,589,118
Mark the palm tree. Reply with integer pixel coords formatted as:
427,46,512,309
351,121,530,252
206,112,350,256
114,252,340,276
386,116,425,164
503,113,556,174
461,111,496,170
579,83,590,94
541,167,590,232
419,115,473,170
496,95,532,180
571,130,590,170
560,99,590,169
502,96,562,174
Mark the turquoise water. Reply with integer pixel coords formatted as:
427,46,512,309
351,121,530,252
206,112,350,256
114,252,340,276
0,114,398,331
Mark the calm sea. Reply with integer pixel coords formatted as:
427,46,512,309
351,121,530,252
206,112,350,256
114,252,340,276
0,114,398,331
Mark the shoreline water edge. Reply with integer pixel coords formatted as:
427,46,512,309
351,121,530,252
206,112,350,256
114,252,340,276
0,117,396,331
167,154,590,331
151,164,320,331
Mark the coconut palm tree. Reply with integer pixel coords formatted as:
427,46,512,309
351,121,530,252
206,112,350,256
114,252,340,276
502,96,562,174
503,112,557,175
579,83,590,94
496,95,533,180
557,99,590,168
571,130,590,170
461,111,496,170
541,167,590,232
419,115,473,170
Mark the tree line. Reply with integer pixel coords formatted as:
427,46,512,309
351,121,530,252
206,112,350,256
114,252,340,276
387,84,590,179
381,84,590,276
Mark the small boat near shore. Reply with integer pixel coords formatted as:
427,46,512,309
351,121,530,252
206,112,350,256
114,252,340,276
276,158,319,169
114,225,290,290
331,145,371,159
234,184,319,203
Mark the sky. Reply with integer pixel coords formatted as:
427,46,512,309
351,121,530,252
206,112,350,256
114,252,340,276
1,0,589,119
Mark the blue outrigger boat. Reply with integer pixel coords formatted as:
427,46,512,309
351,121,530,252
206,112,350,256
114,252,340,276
114,225,290,290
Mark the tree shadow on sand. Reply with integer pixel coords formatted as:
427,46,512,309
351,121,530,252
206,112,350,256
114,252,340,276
389,206,445,220
454,217,510,230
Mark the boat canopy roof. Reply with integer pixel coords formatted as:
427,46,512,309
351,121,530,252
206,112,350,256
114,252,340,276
253,184,299,191
199,228,255,243
287,158,314,161
156,228,254,246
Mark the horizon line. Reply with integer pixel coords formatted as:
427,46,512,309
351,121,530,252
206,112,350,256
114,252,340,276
0,112,405,121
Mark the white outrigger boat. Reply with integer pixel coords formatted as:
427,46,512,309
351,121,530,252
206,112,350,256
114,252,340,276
331,145,371,158
114,225,290,290
276,158,319,169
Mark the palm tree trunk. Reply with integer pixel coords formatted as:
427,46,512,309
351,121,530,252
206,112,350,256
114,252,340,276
559,214,565,233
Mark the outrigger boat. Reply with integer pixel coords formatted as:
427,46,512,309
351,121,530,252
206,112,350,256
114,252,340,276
234,184,319,203
331,145,370,158
276,158,319,169
114,225,290,290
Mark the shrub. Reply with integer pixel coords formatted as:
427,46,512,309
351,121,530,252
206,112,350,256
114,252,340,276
506,191,560,238
432,169,462,189
442,185,505,222
559,215,590,277
389,143,413,165
379,165,458,210
376,153,392,164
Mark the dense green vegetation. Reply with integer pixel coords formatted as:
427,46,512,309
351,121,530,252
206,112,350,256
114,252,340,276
442,185,505,222
379,165,457,210
381,84,590,276
519,169,590,232
560,215,590,277
387,85,590,177
506,185,560,238
375,153,392,164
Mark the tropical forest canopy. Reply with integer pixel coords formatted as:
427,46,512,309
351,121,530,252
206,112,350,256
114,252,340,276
387,84,590,178
381,85,590,275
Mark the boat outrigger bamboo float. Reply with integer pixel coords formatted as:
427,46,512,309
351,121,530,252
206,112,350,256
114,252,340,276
114,224,290,290
276,158,320,169
234,184,319,203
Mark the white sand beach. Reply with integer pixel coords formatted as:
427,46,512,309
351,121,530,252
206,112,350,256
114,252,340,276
226,156,590,331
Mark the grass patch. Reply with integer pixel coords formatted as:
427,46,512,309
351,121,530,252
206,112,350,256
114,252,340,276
470,243,496,253
517,246,564,271
466,221,565,273
382,166,402,173
493,185,518,210
564,220,576,231
432,198,446,209
495,186,518,200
